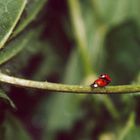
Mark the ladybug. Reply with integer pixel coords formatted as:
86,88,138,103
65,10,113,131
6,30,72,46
90,74,111,88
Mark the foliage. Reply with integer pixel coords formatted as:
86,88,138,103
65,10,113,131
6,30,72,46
0,0,140,139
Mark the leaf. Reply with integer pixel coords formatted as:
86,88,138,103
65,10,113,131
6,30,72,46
104,22,140,84
1,113,31,140
123,127,140,140
63,50,84,84
0,89,15,108
32,45,61,81
41,94,84,140
45,94,83,131
95,0,140,27
13,0,48,37
0,28,41,65
0,0,27,49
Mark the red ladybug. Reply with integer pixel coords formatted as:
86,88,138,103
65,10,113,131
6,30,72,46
90,74,111,88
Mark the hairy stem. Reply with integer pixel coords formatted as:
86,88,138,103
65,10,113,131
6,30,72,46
0,72,140,94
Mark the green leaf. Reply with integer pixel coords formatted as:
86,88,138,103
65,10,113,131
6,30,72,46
0,0,27,49
104,22,140,84
95,0,140,27
42,93,84,140
63,50,84,84
13,0,48,37
0,89,15,108
123,127,140,140
2,113,31,140
32,45,61,81
46,94,83,130
0,28,41,65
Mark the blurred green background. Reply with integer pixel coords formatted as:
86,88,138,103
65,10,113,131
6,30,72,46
0,0,140,140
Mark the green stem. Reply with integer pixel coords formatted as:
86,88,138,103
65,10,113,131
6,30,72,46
118,113,135,140
68,0,92,76
103,95,119,119
0,72,140,94
90,0,104,25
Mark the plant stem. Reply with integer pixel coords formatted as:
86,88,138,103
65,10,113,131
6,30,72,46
103,95,119,119
90,0,104,25
118,113,135,140
0,72,140,94
68,0,93,76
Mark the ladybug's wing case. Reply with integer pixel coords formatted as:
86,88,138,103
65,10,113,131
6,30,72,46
90,79,109,88
95,79,108,87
